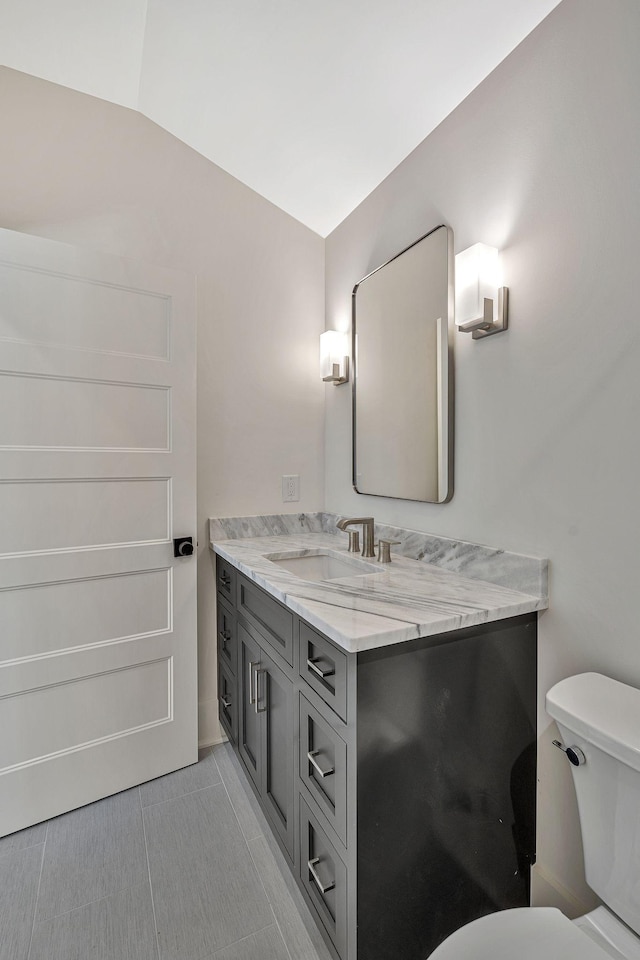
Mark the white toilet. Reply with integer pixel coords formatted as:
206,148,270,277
429,672,640,960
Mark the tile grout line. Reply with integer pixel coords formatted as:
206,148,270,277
139,786,162,960
205,923,282,960
217,773,287,955
0,836,47,860
213,746,263,844
214,747,294,960
23,878,156,927
214,750,264,857
26,759,225,957
213,747,262,847
14,753,311,960
178,748,278,960
218,746,330,960
246,839,295,960
25,822,47,960
27,789,156,926
140,776,223,812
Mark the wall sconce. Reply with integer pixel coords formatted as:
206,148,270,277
320,330,349,384
455,243,508,340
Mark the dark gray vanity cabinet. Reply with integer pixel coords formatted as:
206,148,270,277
237,620,295,859
216,555,537,960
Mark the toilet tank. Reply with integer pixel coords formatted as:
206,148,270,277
546,673,640,937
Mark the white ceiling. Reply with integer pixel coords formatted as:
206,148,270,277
0,0,561,236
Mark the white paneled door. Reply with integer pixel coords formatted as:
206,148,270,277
0,228,197,836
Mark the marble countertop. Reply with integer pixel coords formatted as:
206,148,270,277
211,530,548,653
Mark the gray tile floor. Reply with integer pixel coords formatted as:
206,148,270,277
0,744,332,960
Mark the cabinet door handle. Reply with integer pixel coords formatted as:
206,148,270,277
308,857,335,894
249,660,259,705
218,630,231,648
219,574,231,588
255,667,267,714
221,697,231,709
306,657,335,679
307,750,334,778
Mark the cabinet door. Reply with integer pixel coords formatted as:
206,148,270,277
258,650,295,859
237,623,262,790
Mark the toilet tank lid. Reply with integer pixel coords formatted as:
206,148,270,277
546,673,640,773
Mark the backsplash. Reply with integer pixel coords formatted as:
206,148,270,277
209,512,326,541
209,512,548,600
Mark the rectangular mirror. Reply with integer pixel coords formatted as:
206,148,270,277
352,224,454,502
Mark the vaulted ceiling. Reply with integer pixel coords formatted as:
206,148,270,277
0,0,562,235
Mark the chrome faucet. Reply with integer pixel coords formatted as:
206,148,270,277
336,517,376,558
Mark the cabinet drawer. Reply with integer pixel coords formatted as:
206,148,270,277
238,574,294,666
217,657,237,743
299,795,348,960
216,596,237,675
299,694,347,845
216,555,236,603
299,622,348,721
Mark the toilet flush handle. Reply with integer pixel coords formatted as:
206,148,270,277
552,740,586,766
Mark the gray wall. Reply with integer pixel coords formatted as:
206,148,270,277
0,67,325,745
324,0,640,910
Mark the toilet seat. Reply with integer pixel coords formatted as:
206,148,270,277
428,907,615,960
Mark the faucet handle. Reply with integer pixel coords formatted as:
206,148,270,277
377,539,401,563
346,530,360,553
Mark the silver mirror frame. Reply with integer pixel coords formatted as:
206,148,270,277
351,224,454,503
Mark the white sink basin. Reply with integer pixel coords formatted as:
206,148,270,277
265,549,382,583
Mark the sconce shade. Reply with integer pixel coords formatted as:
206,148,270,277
455,243,508,339
320,330,349,384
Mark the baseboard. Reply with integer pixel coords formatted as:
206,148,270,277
198,733,228,750
531,862,597,918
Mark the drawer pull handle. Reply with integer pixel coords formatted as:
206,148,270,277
307,750,334,779
221,697,232,709
306,657,335,679
249,660,259,705
218,630,231,646
308,857,335,894
219,575,231,588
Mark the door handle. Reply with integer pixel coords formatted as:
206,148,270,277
218,630,231,650
248,660,259,705
174,537,194,557
255,668,267,714
221,697,231,709
308,857,335,894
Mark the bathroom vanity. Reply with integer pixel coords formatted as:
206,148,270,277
211,517,547,960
